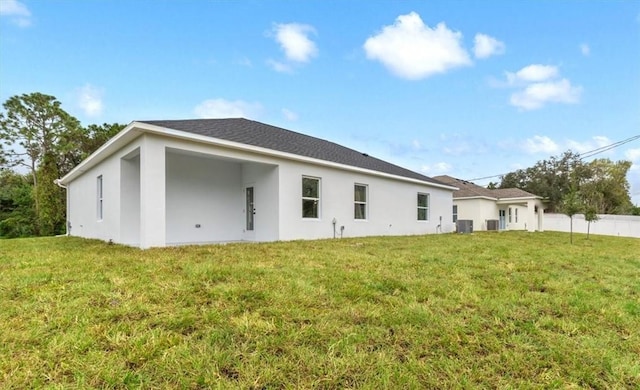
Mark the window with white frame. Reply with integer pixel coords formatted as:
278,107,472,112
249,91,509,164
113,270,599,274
417,193,429,221
515,208,518,223
452,205,458,223
354,184,367,220
508,207,512,223
97,175,103,220
302,176,320,218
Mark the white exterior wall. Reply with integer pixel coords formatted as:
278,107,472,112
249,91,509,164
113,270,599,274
120,153,140,246
67,138,143,242
163,152,280,244
67,133,454,247
455,198,543,232
498,200,544,232
506,205,527,230
454,198,498,231
157,136,453,242
165,152,243,245
139,135,166,248
277,160,454,240
241,163,279,242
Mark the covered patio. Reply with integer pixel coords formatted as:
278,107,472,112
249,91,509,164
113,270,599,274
119,140,279,248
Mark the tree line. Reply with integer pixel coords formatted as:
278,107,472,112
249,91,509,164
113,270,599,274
492,150,638,216
0,92,124,237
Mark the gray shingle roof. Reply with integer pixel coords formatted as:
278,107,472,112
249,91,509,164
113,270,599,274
491,188,540,199
140,118,448,186
433,175,539,199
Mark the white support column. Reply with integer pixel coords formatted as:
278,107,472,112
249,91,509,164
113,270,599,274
537,200,544,232
526,200,536,232
139,135,166,248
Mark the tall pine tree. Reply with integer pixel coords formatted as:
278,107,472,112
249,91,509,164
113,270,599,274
0,93,80,235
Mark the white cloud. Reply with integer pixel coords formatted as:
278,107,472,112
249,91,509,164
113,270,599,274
0,0,29,15
266,59,293,73
421,162,452,175
625,148,640,162
281,108,298,121
567,136,611,154
363,11,471,80
503,64,583,110
0,0,31,27
473,33,505,59
510,78,582,110
523,135,559,154
271,23,318,63
412,139,422,150
506,64,559,85
194,99,262,119
580,43,590,56
76,84,104,117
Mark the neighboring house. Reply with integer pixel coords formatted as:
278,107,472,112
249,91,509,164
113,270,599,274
433,175,544,232
58,118,457,248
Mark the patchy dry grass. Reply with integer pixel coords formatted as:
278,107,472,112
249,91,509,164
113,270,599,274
1,232,639,388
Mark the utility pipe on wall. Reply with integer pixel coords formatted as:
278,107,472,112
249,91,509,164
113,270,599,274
332,217,337,238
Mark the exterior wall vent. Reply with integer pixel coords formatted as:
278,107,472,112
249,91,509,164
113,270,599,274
456,220,473,234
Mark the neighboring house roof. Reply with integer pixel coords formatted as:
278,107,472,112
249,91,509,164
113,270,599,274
60,118,455,189
491,188,540,199
433,175,540,200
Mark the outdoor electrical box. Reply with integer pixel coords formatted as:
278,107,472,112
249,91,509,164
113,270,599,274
456,220,473,234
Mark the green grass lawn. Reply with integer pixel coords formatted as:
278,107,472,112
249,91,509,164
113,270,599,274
1,232,639,389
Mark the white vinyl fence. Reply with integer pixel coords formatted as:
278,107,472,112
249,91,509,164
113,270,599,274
544,213,640,238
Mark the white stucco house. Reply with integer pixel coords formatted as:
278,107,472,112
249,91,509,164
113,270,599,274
58,118,457,248
433,175,544,232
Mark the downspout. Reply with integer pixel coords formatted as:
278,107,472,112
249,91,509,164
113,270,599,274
54,179,70,236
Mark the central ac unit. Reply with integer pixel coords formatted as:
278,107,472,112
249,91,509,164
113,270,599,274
486,219,499,231
456,220,473,234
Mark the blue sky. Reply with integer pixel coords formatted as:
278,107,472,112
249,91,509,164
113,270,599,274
2,0,640,204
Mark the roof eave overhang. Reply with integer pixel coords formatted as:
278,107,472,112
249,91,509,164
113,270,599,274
496,196,543,204
59,121,143,184
454,195,498,201
60,121,458,191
